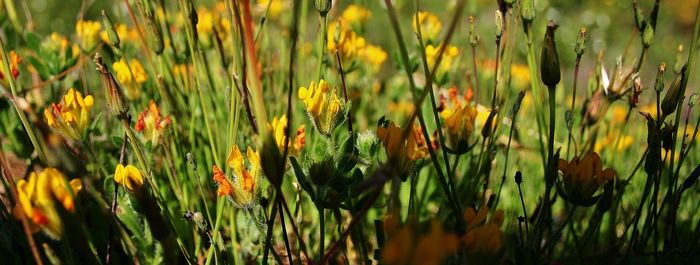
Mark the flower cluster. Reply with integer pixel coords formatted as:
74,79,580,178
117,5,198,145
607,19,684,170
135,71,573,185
76,19,102,52
558,152,615,206
425,44,459,80
135,100,172,145
196,3,230,47
328,5,387,68
298,79,346,135
377,120,429,177
0,50,20,81
268,115,306,156
112,58,148,100
214,145,263,207
412,12,442,42
44,88,95,141
439,88,478,149
381,215,459,265
462,206,504,257
114,164,144,192
15,168,82,239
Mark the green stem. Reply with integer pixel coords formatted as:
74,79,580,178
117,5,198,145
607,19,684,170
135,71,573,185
317,14,328,80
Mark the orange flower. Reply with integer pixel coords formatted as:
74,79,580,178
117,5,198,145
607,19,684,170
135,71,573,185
462,206,504,257
212,165,233,197
382,215,459,265
135,100,172,145
377,121,429,179
0,50,21,81
558,152,615,206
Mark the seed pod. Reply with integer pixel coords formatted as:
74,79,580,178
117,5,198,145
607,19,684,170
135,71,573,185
521,0,535,24
655,63,666,93
512,90,526,115
495,10,504,38
541,21,560,88
661,64,686,118
514,171,523,184
94,53,129,119
315,0,332,16
101,10,120,47
575,27,587,56
469,16,479,46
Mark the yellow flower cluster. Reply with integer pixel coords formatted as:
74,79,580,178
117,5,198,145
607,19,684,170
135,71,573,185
381,215,459,265
425,44,459,78
268,115,306,156
114,164,144,192
135,100,172,145
112,58,148,100
217,145,263,207
341,4,372,26
558,152,615,206
256,0,288,19
328,5,387,69
439,88,478,148
0,50,20,82
15,168,82,239
196,3,230,46
76,19,102,52
298,79,344,135
412,12,442,41
44,88,95,141
463,206,504,258
377,121,429,175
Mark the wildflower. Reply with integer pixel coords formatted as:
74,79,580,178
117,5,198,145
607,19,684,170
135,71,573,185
425,44,459,79
359,45,388,71
196,4,230,46
594,130,633,153
268,115,306,155
135,100,172,145
76,19,102,52
412,12,442,42
114,164,144,192
462,206,504,258
341,4,372,27
14,168,82,239
0,50,20,81
327,20,366,62
557,152,615,206
219,145,263,207
441,100,478,148
112,58,148,100
44,88,95,141
256,0,288,19
298,79,346,135
377,121,428,178
382,215,459,265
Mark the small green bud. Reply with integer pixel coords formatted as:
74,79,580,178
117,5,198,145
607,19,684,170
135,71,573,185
521,0,535,24
468,16,479,46
315,0,332,16
101,10,120,47
642,23,654,47
495,10,504,38
661,64,687,118
654,63,666,92
94,53,129,119
575,27,587,56
541,21,561,88
633,1,644,30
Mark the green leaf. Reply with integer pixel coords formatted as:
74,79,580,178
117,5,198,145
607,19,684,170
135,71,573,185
290,156,314,199
24,32,41,51
336,133,357,173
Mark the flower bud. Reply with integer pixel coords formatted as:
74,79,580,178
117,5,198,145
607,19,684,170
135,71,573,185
101,10,120,47
512,90,526,115
633,1,644,30
94,53,129,119
654,63,666,93
661,64,686,118
575,27,587,56
521,0,535,24
541,21,560,88
514,171,522,184
642,23,654,47
315,0,332,16
494,10,504,38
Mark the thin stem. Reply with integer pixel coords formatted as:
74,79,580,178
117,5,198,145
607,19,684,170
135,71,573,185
317,14,328,80
566,55,582,159
319,207,325,260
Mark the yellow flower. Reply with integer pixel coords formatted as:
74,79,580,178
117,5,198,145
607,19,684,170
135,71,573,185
268,115,306,155
558,152,615,206
114,164,144,192
256,0,287,19
101,23,139,45
341,4,372,26
223,145,263,207
382,215,459,265
15,168,82,239
196,5,230,46
462,205,504,259
0,50,20,82
135,100,172,145
425,44,459,78
112,58,148,100
441,103,478,147
412,12,442,41
594,130,634,153
359,45,387,71
327,20,366,62
44,88,94,141
75,19,101,51
377,121,429,177
298,79,345,135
